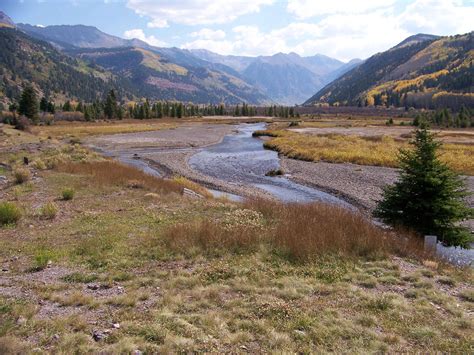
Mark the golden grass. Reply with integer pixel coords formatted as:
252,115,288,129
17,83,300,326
32,120,177,139
56,161,183,194
163,200,426,262
172,176,213,198
262,131,474,175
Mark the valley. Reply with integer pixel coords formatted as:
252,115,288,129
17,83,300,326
1,3,473,353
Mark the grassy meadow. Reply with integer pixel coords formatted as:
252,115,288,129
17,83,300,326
0,122,473,353
255,128,474,175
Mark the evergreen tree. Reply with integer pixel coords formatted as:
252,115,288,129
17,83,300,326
104,89,117,119
18,85,38,121
374,124,472,247
62,100,72,112
47,101,55,114
39,97,48,112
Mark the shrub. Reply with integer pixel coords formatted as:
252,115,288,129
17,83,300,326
0,202,22,226
61,188,75,201
32,159,47,170
32,249,54,271
13,167,30,184
39,202,58,220
265,169,284,177
14,116,31,131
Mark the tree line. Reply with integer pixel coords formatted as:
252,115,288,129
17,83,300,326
1,87,302,124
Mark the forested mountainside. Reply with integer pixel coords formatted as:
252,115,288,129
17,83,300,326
68,46,269,104
0,18,271,104
0,28,132,105
305,33,474,110
19,22,357,105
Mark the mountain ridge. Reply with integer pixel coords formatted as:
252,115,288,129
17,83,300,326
304,32,473,110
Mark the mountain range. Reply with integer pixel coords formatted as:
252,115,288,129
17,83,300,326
0,11,360,105
1,10,471,109
305,33,474,110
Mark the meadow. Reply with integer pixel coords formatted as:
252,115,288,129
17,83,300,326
0,122,472,352
256,129,474,175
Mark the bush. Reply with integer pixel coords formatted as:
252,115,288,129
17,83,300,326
0,202,22,226
32,249,54,271
14,116,31,131
13,167,30,184
39,202,58,220
61,188,75,201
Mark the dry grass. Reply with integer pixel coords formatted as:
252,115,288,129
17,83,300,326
172,176,213,198
56,161,183,195
262,131,474,175
163,200,425,262
32,120,177,139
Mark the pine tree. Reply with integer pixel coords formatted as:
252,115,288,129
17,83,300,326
374,124,473,247
62,100,72,112
104,89,117,119
18,86,38,122
40,97,48,112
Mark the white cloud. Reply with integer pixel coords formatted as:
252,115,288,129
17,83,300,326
400,0,474,35
287,0,396,18
190,28,226,40
182,0,474,61
123,29,167,47
126,0,274,27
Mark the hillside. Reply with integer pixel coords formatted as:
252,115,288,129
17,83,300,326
15,23,270,104
0,27,130,105
190,49,354,105
0,11,15,28
68,46,269,104
305,33,474,110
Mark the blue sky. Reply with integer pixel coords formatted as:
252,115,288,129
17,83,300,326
3,0,474,61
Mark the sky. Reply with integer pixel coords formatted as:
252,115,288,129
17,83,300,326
2,0,474,62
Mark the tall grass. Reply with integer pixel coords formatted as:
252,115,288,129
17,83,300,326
162,200,425,262
56,161,183,194
261,131,474,175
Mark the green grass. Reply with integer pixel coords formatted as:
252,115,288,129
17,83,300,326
0,202,22,226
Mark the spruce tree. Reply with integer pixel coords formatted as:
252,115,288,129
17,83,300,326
104,90,117,119
18,86,38,122
374,124,472,247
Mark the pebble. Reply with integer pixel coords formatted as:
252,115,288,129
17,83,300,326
92,329,108,341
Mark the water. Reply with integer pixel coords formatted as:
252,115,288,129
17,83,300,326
189,123,351,206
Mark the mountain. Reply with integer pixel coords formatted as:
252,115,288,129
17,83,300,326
7,21,270,104
17,23,139,49
67,46,269,104
241,57,326,105
304,33,474,110
0,11,15,28
0,27,131,105
190,49,354,105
